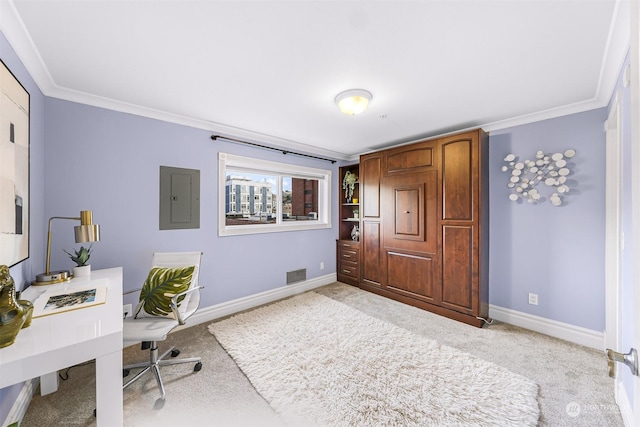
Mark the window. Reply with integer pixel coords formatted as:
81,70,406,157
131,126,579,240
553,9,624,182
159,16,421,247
219,152,331,236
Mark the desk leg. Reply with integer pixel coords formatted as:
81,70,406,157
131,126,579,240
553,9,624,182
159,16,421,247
40,372,59,395
95,350,123,426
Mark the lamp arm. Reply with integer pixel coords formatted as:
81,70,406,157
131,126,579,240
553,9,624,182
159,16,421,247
45,216,81,274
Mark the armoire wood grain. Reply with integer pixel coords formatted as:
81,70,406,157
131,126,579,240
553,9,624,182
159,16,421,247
348,129,489,327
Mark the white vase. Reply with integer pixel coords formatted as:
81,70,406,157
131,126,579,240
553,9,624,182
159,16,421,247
73,265,91,278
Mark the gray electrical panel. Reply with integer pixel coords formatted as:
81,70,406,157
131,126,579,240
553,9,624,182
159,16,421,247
159,166,200,230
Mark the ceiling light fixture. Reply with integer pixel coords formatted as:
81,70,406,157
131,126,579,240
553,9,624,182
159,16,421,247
335,89,372,115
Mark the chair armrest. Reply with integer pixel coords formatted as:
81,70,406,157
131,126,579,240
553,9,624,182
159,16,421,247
170,286,204,325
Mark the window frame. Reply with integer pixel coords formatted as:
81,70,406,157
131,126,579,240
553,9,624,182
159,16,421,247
219,152,332,236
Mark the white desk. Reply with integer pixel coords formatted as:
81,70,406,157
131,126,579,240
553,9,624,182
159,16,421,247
0,267,123,426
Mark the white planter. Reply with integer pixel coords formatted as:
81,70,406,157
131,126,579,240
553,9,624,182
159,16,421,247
73,265,91,278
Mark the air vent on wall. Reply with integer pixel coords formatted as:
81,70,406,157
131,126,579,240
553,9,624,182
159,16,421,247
286,269,307,284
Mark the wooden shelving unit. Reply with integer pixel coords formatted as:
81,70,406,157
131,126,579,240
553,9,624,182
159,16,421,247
337,164,360,285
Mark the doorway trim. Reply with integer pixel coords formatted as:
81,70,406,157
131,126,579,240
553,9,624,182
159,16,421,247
604,92,622,381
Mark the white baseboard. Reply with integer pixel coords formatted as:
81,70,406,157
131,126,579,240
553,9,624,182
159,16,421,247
179,273,337,329
186,280,605,350
616,380,634,427
9,280,611,426
7,274,336,423
2,378,38,427
489,304,604,350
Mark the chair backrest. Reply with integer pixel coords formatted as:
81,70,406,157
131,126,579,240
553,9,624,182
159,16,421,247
150,251,202,318
152,251,202,289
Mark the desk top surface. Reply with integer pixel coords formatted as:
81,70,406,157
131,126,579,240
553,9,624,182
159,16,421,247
0,267,123,387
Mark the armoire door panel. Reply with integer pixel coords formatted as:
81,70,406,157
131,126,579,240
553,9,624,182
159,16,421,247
385,147,434,174
361,154,382,218
362,220,382,286
393,186,422,239
442,138,473,221
357,129,488,328
386,251,435,300
382,171,437,252
442,225,473,312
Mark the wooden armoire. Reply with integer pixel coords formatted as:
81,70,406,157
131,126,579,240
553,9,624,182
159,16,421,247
337,129,489,327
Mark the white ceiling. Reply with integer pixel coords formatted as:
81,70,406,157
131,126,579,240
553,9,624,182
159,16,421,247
1,0,629,160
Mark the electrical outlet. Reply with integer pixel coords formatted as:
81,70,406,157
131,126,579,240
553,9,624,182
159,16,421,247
528,293,539,306
123,303,132,318
320,262,325,270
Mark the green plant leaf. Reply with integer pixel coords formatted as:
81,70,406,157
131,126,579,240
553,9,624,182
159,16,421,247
64,244,93,266
137,265,194,317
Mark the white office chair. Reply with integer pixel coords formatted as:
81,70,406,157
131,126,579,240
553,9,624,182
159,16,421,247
122,251,203,400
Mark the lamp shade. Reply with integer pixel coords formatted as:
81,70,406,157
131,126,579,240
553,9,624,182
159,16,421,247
74,224,100,243
75,210,100,243
335,89,372,115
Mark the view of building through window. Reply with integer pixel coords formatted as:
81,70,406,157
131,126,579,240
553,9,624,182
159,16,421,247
224,171,319,226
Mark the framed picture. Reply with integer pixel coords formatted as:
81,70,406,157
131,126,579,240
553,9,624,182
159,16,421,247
33,283,108,318
0,59,30,267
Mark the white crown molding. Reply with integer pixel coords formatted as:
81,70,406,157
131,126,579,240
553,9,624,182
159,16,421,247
49,84,350,162
1,0,630,160
0,1,350,162
485,0,629,134
0,0,54,90
482,98,608,133
595,0,630,106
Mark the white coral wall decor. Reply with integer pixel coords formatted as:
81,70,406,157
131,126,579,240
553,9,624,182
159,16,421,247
501,149,576,206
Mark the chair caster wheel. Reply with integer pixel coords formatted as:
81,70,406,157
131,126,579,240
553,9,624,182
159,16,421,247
93,409,97,417
171,349,180,357
194,362,202,372
123,369,130,377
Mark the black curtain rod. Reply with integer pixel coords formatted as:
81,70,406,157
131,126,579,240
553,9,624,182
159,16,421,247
211,135,336,164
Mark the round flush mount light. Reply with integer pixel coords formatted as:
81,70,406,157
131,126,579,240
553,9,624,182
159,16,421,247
335,89,372,115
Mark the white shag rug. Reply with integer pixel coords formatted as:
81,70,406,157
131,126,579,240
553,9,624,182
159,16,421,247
208,292,540,427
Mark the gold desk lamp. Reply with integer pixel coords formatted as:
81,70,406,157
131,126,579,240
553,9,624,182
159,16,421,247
34,210,100,285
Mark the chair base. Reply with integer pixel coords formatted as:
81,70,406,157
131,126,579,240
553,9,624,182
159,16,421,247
123,341,202,400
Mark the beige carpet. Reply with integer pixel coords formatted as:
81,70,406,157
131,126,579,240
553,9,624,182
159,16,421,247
209,291,540,427
19,282,623,427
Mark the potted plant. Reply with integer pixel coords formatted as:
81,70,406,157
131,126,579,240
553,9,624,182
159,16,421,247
342,170,358,203
64,245,93,277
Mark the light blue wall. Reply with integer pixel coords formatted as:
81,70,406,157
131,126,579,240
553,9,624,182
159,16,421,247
0,25,618,423
44,97,608,332
489,108,608,331
43,98,340,309
0,31,46,422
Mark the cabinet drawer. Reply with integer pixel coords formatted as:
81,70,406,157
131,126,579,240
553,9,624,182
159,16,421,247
337,239,360,285
338,240,359,250
339,248,359,262
338,262,358,278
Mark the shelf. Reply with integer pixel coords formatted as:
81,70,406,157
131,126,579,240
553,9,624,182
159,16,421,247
339,163,361,243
